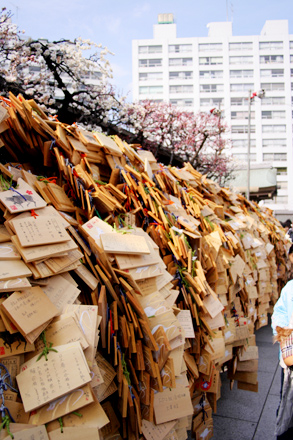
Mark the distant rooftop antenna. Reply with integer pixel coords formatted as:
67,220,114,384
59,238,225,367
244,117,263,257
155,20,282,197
9,2,19,20
231,2,234,24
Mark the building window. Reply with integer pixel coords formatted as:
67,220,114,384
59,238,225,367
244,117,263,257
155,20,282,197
230,97,252,106
29,66,41,73
233,153,256,161
139,45,162,54
230,70,254,78
200,98,224,107
262,125,286,133
229,56,253,64
263,153,287,161
199,43,223,51
169,85,193,93
169,71,193,80
261,96,285,105
139,86,163,94
233,139,256,148
261,82,284,91
199,57,223,65
275,195,288,203
277,181,288,190
90,71,102,80
200,84,223,93
277,167,287,175
229,42,253,51
262,110,286,119
290,42,293,50
169,44,192,53
291,55,293,63
139,59,162,68
170,98,194,107
139,99,163,104
231,111,255,119
260,69,284,77
169,58,192,66
263,153,273,161
139,72,163,81
260,55,284,64
232,125,255,134
262,139,286,148
259,41,283,50
199,70,223,79
230,83,254,92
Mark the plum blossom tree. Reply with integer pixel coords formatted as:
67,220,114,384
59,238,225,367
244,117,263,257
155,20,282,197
0,7,123,126
0,8,233,182
0,8,25,93
121,100,233,184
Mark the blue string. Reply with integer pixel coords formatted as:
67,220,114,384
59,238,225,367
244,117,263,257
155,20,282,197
0,404,15,423
129,385,135,401
199,393,209,424
120,288,126,299
8,187,27,202
117,342,122,355
88,192,93,205
74,228,91,252
0,364,17,423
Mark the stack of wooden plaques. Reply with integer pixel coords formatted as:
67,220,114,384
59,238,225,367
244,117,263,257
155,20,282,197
0,94,290,440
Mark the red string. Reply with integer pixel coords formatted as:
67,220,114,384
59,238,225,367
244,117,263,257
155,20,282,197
39,177,57,185
125,198,131,211
30,210,38,218
0,96,11,105
109,310,114,335
124,185,131,211
67,188,76,199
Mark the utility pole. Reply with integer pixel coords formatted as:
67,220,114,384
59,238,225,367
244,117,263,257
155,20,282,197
247,90,252,201
247,89,265,201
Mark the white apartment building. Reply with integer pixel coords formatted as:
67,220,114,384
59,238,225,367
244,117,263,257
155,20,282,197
132,15,293,214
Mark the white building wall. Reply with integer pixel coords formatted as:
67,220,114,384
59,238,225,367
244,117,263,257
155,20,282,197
132,18,293,213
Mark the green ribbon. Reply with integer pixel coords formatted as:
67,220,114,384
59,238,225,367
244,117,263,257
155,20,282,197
122,353,131,385
0,415,14,439
58,417,63,433
0,174,13,191
37,331,58,362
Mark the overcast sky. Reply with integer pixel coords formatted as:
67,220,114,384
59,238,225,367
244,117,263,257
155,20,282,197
6,0,293,100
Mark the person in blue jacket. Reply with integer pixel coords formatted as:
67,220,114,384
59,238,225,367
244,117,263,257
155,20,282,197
272,279,293,439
